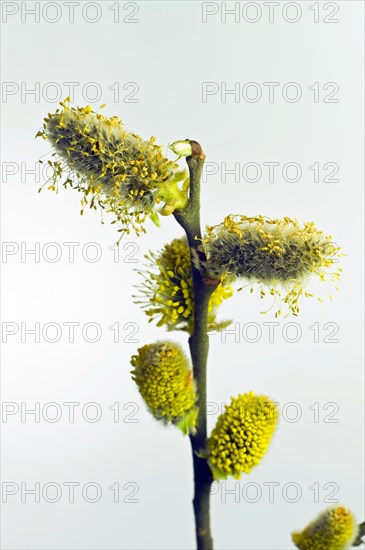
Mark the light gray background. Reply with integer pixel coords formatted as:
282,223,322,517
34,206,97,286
1,1,364,549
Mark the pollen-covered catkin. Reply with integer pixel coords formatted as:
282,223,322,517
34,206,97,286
134,238,233,333
292,506,359,550
202,215,342,315
36,99,187,235
207,391,278,480
130,341,198,434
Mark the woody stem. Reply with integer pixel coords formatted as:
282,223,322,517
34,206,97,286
174,146,215,550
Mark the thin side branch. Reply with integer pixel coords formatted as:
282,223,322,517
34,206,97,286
352,522,365,547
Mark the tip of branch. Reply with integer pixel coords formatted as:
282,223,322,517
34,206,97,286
189,140,204,158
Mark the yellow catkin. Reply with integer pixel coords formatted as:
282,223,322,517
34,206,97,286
292,506,359,550
130,341,198,434
36,99,187,236
207,391,278,480
202,214,342,316
134,238,233,333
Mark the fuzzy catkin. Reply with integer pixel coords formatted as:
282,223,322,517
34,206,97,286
207,392,278,480
292,507,359,550
37,100,184,235
134,238,233,333
202,215,342,315
130,341,198,434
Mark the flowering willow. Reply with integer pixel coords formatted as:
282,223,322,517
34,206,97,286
35,101,358,550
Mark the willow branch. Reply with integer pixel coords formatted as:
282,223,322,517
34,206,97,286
174,142,215,550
